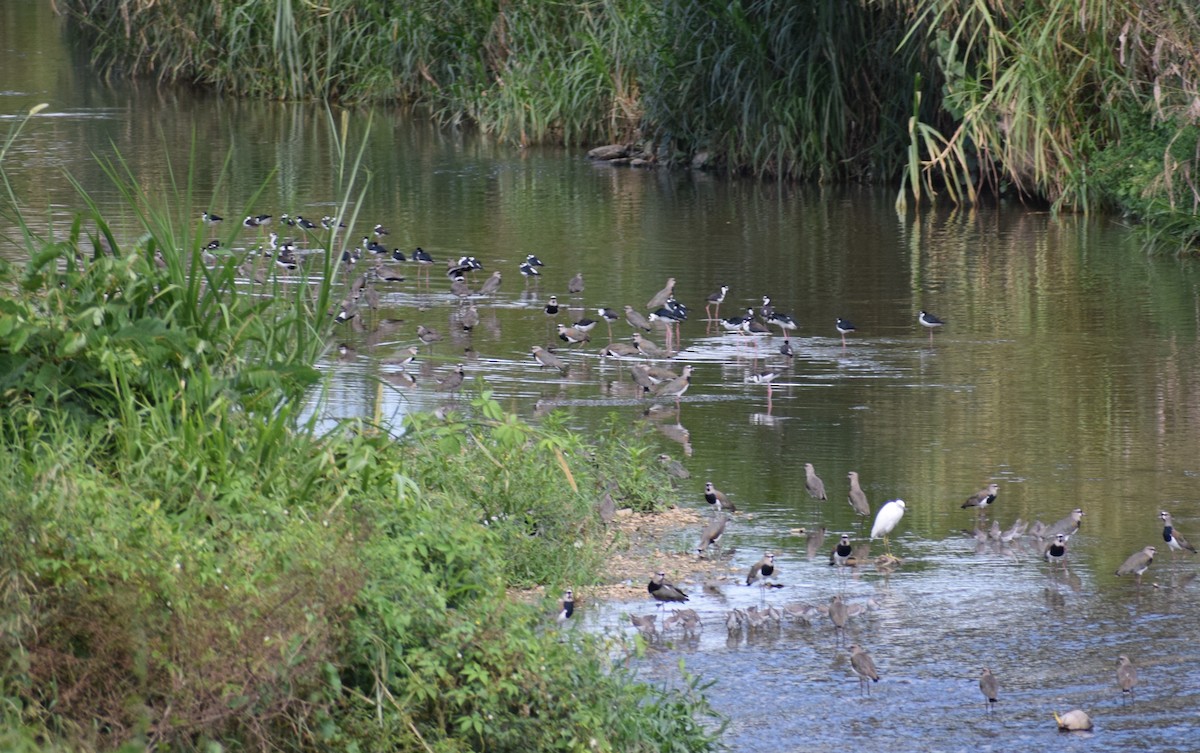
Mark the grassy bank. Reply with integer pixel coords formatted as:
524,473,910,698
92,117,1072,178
0,111,721,752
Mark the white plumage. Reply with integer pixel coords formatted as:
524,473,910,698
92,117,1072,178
871,499,907,541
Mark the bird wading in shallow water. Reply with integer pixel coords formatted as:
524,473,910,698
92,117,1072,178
979,668,999,713
1116,655,1137,703
1115,545,1156,586
962,483,999,515
847,472,870,518
849,644,880,696
1160,510,1196,557
804,463,827,501
557,589,574,624
871,499,906,557
648,572,689,605
918,309,943,342
836,317,856,346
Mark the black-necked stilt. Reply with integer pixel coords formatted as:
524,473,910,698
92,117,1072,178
557,323,590,347
767,310,797,337
572,317,597,334
204,239,221,250
1043,534,1068,568
759,295,774,319
918,310,943,341
871,499,906,555
242,215,261,229
524,253,544,268
202,211,223,224
979,668,1000,713
1043,508,1084,540
705,285,729,320
275,251,299,271
519,261,541,280
254,214,272,226
836,318,857,346
531,345,567,373
477,270,502,295
596,307,619,341
321,216,346,229
720,309,750,334
847,472,870,517
411,247,433,282
1116,656,1137,703
568,272,584,295
295,215,317,230
704,481,734,512
646,277,675,311
648,572,689,604
649,307,685,352
746,552,775,586
804,463,827,501
697,512,728,557
373,224,389,237
962,483,999,515
746,368,780,407
364,237,388,255
280,214,296,226
849,644,880,696
390,248,407,262
624,305,652,332
1160,511,1196,556
1115,545,1156,586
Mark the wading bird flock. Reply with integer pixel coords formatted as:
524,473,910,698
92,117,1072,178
203,210,1179,727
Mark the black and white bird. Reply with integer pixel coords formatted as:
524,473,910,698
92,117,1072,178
804,463,827,501
704,481,735,513
849,644,880,696
705,285,729,319
557,589,575,623
831,534,854,567
648,572,689,604
836,317,857,346
556,323,590,347
524,253,545,268
1160,511,1196,555
779,338,794,359
295,215,318,230
544,295,560,315
746,552,776,586
1043,533,1068,568
962,483,999,513
373,223,389,237
519,260,541,279
202,211,223,224
766,310,797,336
918,309,944,341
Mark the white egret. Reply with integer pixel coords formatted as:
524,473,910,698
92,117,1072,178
870,499,906,554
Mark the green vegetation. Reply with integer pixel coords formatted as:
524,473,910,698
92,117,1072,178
55,0,1200,246
0,110,721,752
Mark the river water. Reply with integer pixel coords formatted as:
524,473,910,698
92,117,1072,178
5,4,1200,751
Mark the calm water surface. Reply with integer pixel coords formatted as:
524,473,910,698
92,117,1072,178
5,5,1200,751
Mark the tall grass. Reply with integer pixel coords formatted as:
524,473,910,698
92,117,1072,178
1,104,718,752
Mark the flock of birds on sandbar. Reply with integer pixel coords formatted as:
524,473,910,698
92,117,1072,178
203,210,1182,732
